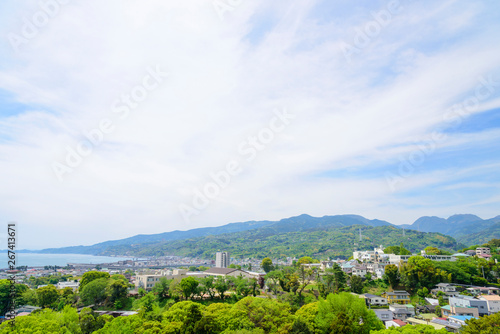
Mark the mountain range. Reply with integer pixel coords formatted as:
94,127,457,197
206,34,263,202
30,213,500,257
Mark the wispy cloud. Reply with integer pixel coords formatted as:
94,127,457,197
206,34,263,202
0,0,499,249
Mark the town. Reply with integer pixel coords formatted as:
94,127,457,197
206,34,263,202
2,240,499,333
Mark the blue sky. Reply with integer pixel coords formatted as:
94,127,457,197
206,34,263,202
0,0,499,249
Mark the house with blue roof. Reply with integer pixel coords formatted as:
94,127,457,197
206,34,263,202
448,315,476,326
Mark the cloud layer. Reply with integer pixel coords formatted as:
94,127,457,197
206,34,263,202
0,0,499,249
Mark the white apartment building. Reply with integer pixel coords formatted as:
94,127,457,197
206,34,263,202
216,252,230,268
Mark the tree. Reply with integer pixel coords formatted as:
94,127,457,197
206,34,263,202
80,271,110,291
0,280,29,315
234,276,252,297
79,307,106,334
460,312,500,333
371,324,448,333
297,266,317,298
383,264,400,289
424,246,441,255
295,302,320,333
261,258,274,273
318,264,347,298
290,318,312,334
298,256,317,264
152,277,172,301
399,243,411,255
199,276,216,300
316,292,384,333
80,278,109,305
36,285,59,308
400,256,448,292
106,279,128,306
233,296,295,333
266,270,282,295
179,277,199,300
163,301,205,334
350,275,364,294
214,276,229,300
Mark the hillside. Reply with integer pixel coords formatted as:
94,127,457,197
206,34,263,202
35,214,392,255
400,214,500,239
100,224,459,259
456,222,500,246
31,213,497,257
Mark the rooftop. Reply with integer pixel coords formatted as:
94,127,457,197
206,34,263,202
391,319,407,326
480,295,500,301
406,318,446,330
204,267,239,275
449,315,476,321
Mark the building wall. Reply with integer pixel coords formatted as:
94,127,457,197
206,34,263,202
216,252,230,268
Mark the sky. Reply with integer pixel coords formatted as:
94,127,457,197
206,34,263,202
0,0,499,250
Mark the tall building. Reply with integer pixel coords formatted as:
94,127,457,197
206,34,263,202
215,251,230,268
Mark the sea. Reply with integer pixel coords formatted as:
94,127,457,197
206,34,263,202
2,253,133,270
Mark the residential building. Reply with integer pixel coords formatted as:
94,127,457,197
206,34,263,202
423,254,454,261
448,315,476,326
466,287,500,296
353,246,387,262
14,305,41,315
476,247,490,256
320,261,336,270
432,283,458,297
388,254,412,265
449,295,488,316
385,319,407,328
479,295,500,314
56,281,79,291
405,318,446,331
389,304,415,320
464,250,477,256
135,270,206,291
430,319,462,333
136,274,163,290
451,253,470,261
216,252,230,268
363,294,388,306
373,309,393,323
352,265,367,277
425,298,439,306
383,291,411,305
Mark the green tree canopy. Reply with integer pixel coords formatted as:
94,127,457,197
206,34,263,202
80,271,110,291
261,257,274,273
316,292,384,333
80,278,109,305
383,264,400,289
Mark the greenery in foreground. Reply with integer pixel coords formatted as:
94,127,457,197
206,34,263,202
1,293,499,333
100,225,458,259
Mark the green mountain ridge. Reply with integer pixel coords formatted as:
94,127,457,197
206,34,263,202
100,224,459,259
34,214,392,255
29,213,499,257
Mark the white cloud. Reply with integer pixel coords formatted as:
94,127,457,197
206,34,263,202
0,0,499,249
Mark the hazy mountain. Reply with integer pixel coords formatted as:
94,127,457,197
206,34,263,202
401,214,494,237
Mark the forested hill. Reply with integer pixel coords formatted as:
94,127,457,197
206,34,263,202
101,224,459,259
32,213,495,256
35,214,392,255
